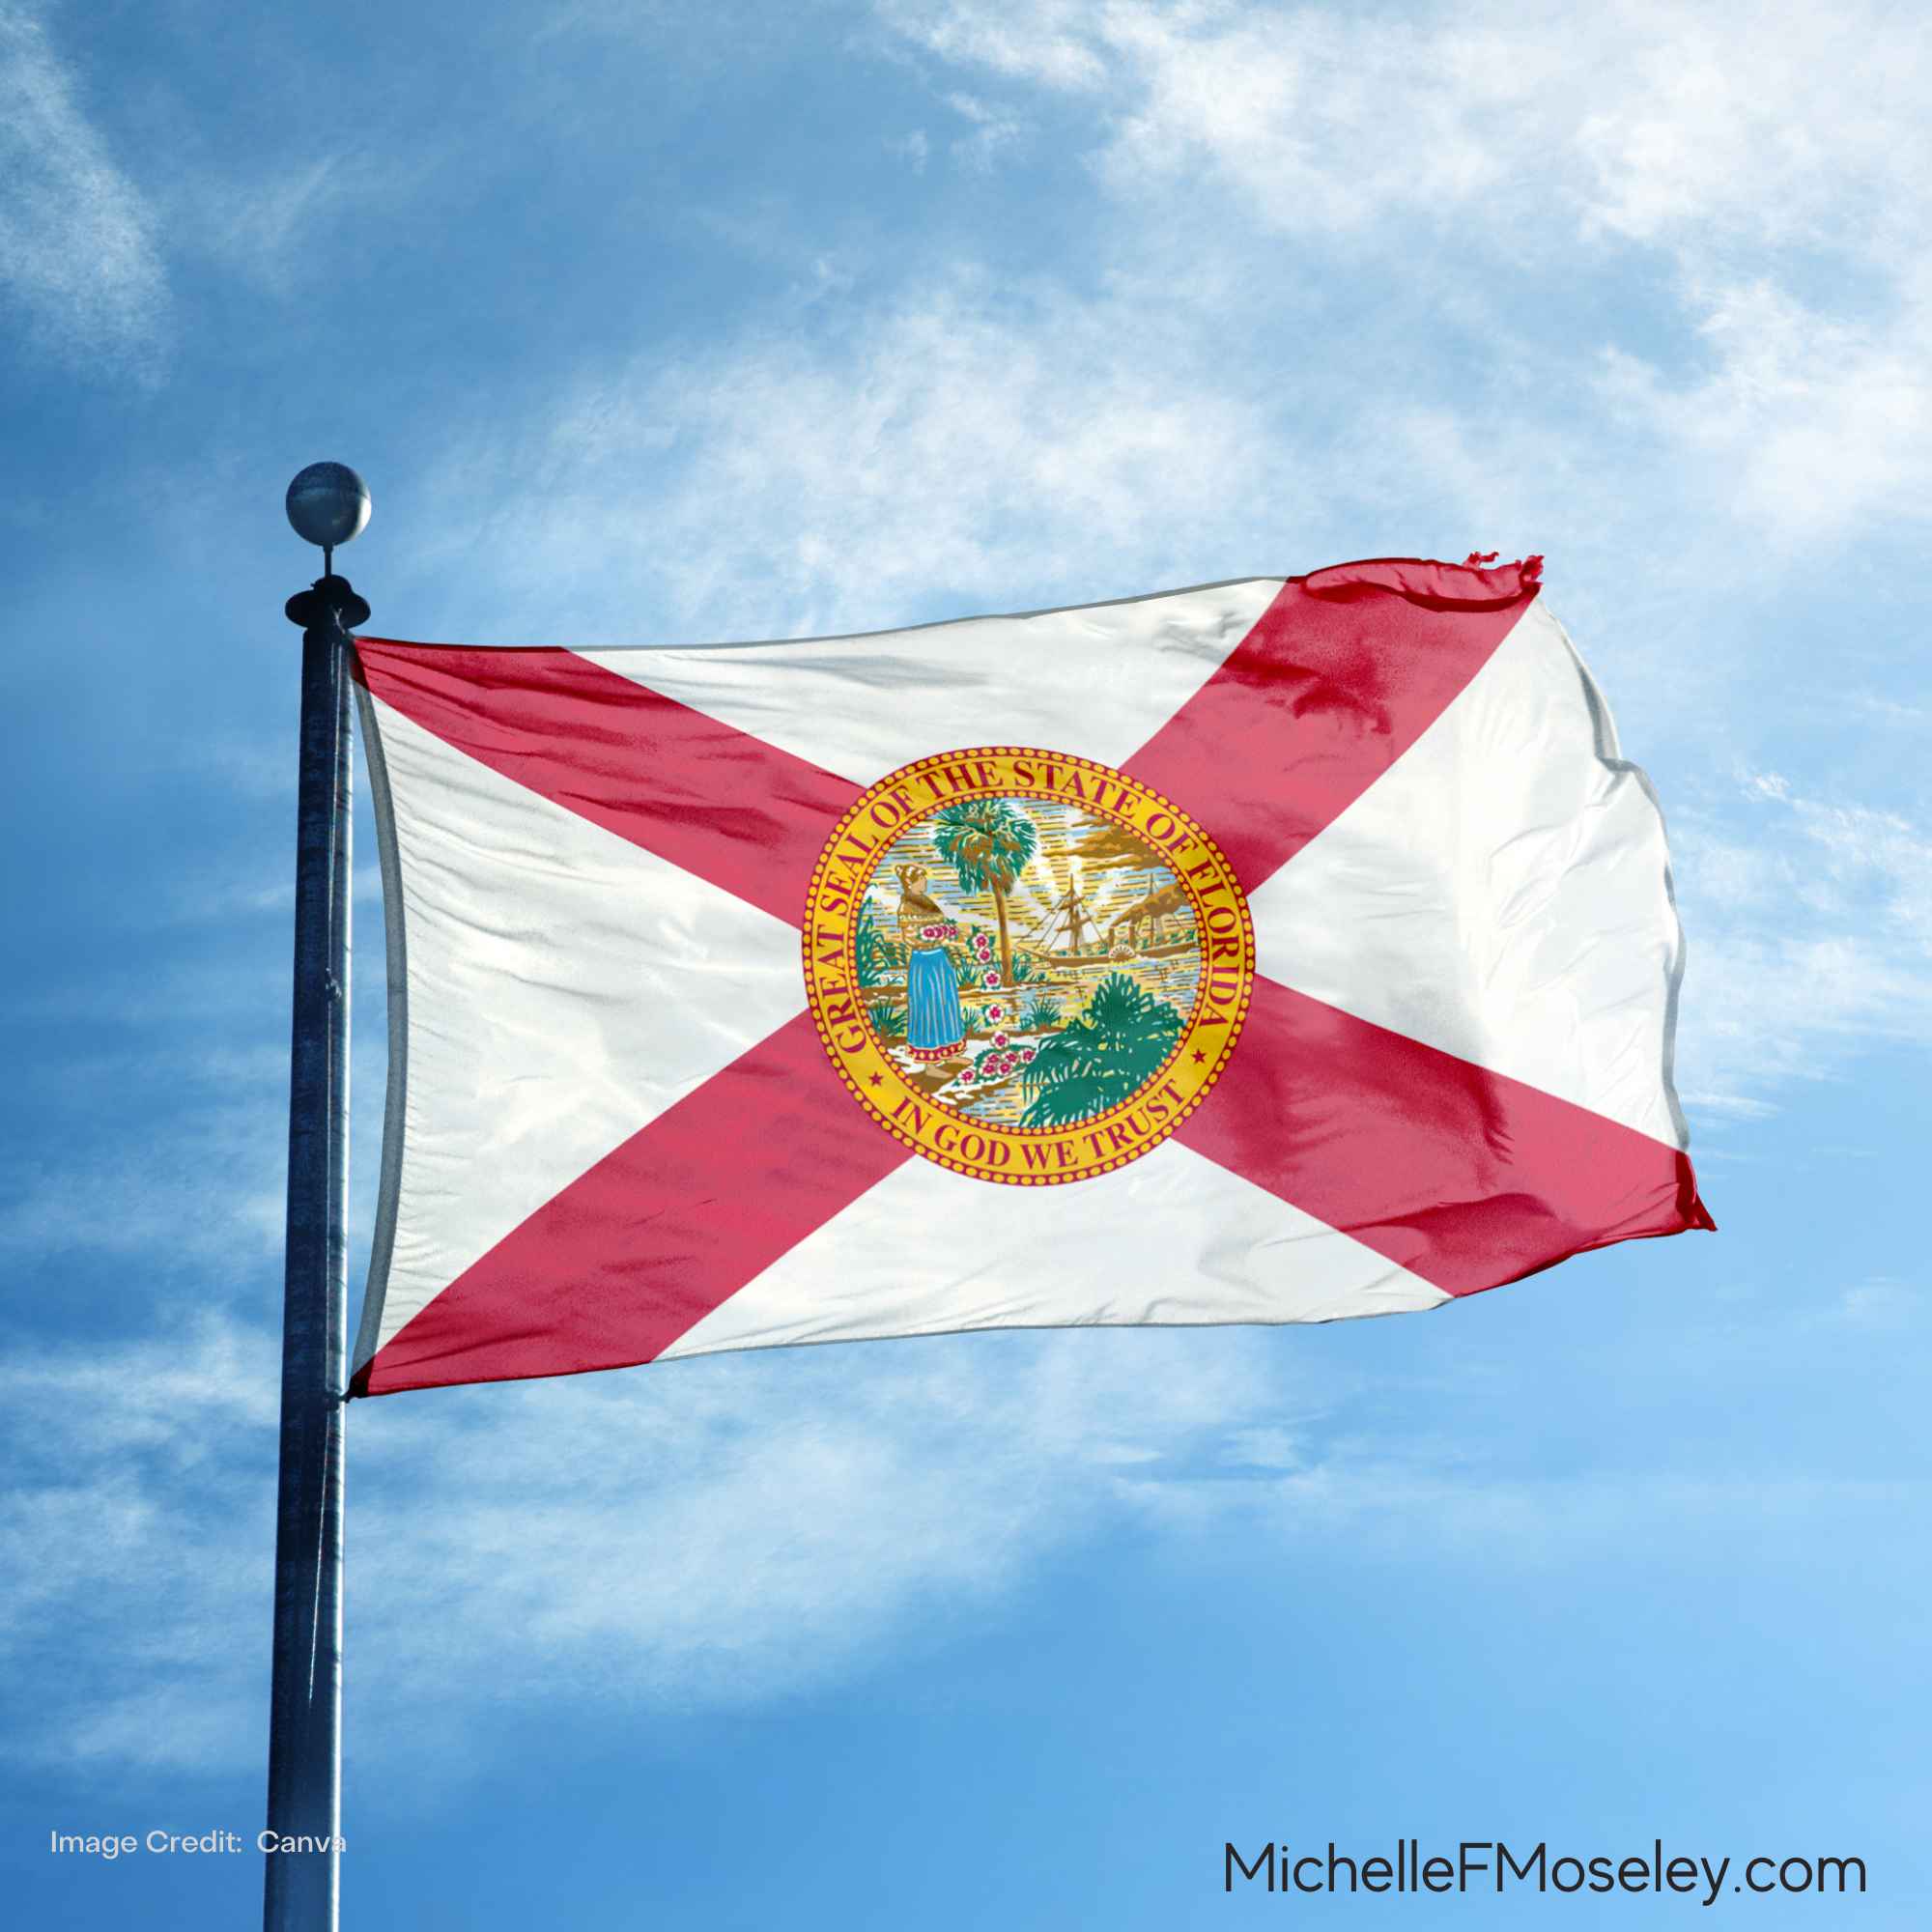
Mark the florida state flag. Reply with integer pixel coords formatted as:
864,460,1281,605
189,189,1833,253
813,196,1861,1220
347,555,1710,1397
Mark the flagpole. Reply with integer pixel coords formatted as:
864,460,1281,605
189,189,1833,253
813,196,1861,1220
265,464,370,1932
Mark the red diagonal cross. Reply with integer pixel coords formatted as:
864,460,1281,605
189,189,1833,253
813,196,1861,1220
352,565,1709,1395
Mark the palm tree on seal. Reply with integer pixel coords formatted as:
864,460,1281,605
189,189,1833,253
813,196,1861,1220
931,799,1037,988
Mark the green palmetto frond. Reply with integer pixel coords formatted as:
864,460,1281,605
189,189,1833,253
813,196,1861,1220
1015,1076,1110,1128
1019,973,1183,1128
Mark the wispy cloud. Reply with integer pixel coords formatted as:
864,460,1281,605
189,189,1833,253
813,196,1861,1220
0,1313,1293,1771
878,0,1932,257
1673,772,1932,1111
348,1330,1287,1728
943,90,1028,172
1600,273,1932,545
0,1315,278,1770
414,266,1296,641
10,1293,1921,1775
875,0,1111,91
1826,1276,1921,1330
876,0,1932,547
0,3,168,373
0,957,388,1287
885,127,930,173
0,1091,287,1278
166,148,433,297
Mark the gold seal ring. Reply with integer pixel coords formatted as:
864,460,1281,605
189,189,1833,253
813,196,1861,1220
803,748,1254,1185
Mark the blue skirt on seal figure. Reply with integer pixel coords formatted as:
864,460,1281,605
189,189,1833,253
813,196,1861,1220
906,947,966,1058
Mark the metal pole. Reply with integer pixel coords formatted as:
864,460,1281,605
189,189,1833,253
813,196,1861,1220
267,466,371,1932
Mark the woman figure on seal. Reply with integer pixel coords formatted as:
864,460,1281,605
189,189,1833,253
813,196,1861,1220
896,863,966,1060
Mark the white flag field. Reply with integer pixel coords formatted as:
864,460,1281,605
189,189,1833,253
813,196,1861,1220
342,553,1711,1398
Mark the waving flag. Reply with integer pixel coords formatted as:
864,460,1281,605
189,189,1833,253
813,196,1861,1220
347,555,1710,1397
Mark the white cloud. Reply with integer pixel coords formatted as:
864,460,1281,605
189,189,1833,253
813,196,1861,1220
875,0,1932,546
168,149,434,296
14,1299,1916,1776
0,980,386,1288
875,0,1111,91
1117,1459,1929,1568
944,90,1028,171
1567,5,1929,255
348,1330,1285,1725
0,1094,287,1277
0,3,168,371
886,127,931,172
1671,773,1932,1110
877,0,1932,256
398,0,1932,658
1828,1277,1921,1331
1600,275,1932,544
415,267,1299,641
0,1312,1296,1770
0,1315,279,1769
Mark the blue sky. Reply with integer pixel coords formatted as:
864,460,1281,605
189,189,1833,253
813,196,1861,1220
4,0,1929,1924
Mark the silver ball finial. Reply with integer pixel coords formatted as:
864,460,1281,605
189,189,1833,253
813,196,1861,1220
286,462,371,552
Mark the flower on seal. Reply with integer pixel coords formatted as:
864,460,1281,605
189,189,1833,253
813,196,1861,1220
993,1032,1009,1048
982,971,999,988
1021,1047,1036,1064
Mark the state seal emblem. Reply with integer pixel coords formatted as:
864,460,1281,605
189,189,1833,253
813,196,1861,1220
803,748,1255,1184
